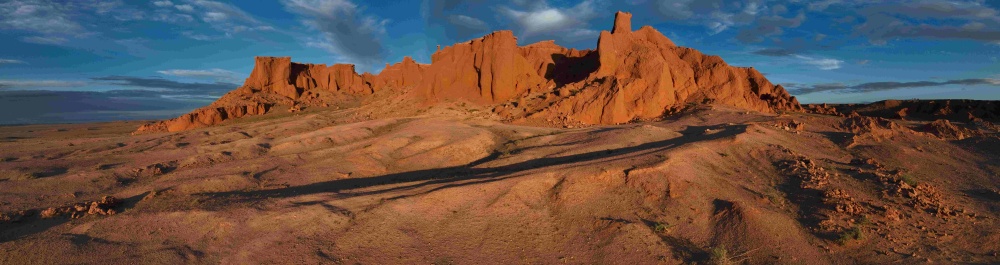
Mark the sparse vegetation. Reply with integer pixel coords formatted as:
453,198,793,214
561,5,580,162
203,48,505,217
432,257,454,265
764,189,786,208
653,222,673,233
857,215,872,226
836,226,864,245
900,175,919,186
708,246,732,265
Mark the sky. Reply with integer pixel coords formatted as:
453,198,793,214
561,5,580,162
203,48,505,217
0,0,999,124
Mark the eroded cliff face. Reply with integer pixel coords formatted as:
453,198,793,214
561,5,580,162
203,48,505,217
417,31,532,103
135,11,801,134
534,11,800,124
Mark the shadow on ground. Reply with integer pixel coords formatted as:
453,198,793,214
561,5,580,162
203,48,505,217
202,124,749,205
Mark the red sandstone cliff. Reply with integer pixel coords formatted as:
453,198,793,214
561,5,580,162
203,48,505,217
135,11,801,134
529,12,800,124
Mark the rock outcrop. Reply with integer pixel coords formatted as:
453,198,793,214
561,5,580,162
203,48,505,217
135,11,802,134
820,100,1000,122
526,11,800,124
922,119,977,140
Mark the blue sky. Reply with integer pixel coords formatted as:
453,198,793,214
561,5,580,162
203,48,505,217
0,0,999,124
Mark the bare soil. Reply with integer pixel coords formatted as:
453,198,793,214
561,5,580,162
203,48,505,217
1,104,998,264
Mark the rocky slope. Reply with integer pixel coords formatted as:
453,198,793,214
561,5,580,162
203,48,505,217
807,99,1000,122
136,11,801,134
3,104,998,264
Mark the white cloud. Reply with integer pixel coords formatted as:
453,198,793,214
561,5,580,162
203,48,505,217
0,79,88,89
0,59,25,64
284,0,357,16
448,15,487,30
153,1,174,7
0,0,87,36
498,0,598,37
22,36,68,45
707,13,734,35
179,0,273,36
651,0,802,39
158,68,240,82
795,55,844,70
181,31,219,41
189,0,260,24
86,0,125,15
566,28,600,41
203,11,228,22
152,12,195,23
175,4,194,12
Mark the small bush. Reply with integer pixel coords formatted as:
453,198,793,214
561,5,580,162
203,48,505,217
900,175,918,186
857,215,872,226
836,226,864,245
709,246,732,265
653,222,672,233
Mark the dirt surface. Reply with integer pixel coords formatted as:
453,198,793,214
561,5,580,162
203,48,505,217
1,103,998,264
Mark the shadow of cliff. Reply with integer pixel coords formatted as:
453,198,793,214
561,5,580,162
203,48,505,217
545,52,599,88
202,124,748,204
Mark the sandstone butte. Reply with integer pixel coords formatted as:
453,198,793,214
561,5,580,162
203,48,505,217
135,11,802,134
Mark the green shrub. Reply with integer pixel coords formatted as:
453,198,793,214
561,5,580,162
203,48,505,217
836,226,864,245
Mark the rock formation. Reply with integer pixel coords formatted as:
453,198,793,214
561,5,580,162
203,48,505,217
828,99,1000,122
521,11,800,124
135,11,801,134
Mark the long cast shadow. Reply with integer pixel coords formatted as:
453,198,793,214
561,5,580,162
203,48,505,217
203,124,748,203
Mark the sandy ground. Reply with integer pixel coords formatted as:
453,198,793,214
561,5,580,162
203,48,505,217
0,104,998,264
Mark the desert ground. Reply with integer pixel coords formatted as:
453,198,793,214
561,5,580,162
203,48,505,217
1,101,998,264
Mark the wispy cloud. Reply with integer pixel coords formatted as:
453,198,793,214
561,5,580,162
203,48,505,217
787,78,1000,95
0,90,212,124
851,1,1000,44
0,79,87,89
282,0,388,71
497,0,600,38
752,48,795,57
157,68,241,82
0,59,26,64
0,0,88,43
153,1,174,7
794,55,843,70
447,14,488,32
147,0,273,40
91,76,238,95
22,36,69,45
648,0,803,39
754,49,845,70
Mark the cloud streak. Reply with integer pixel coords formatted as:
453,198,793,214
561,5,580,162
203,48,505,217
794,55,843,70
786,78,1000,95
752,48,795,57
157,68,241,82
0,90,212,124
0,80,87,89
91,76,238,95
0,59,26,64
